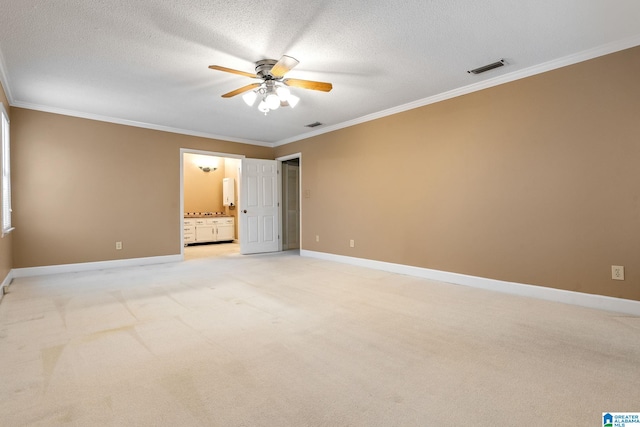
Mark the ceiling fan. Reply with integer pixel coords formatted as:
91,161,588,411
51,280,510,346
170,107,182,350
209,55,332,114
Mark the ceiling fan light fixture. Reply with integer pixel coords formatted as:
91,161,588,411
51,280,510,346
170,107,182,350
210,55,331,114
276,85,291,101
265,93,280,110
242,90,257,106
258,100,269,113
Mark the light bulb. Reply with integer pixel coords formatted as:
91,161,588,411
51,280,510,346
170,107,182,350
265,93,280,110
258,100,269,113
287,94,300,108
276,86,290,101
242,91,257,106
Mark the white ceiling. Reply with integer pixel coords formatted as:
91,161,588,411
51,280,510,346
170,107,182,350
1,1,639,147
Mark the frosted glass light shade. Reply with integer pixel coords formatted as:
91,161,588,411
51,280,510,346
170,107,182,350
242,91,257,106
194,156,218,172
276,86,290,101
265,93,280,110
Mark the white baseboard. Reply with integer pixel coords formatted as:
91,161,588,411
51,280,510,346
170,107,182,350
0,269,13,301
301,250,640,316
11,254,183,278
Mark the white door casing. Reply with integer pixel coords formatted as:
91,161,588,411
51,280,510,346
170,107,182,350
239,158,279,254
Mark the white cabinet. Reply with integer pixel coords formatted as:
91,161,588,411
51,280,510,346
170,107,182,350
184,217,235,245
195,223,215,241
184,219,196,244
215,217,235,241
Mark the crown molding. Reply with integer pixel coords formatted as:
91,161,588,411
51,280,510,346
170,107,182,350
273,35,640,147
0,49,14,105
10,101,274,147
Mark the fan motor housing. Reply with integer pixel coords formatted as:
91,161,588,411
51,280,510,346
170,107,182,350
255,59,278,79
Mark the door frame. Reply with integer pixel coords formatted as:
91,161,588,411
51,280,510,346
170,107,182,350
179,149,302,258
276,153,302,252
179,148,245,260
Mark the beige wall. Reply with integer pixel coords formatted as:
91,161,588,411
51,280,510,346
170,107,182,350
183,153,226,213
11,109,272,268
275,46,640,302
0,81,11,283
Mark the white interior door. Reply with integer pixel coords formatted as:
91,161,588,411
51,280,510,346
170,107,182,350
240,158,279,255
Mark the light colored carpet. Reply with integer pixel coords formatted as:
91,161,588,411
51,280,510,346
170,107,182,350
1,251,639,426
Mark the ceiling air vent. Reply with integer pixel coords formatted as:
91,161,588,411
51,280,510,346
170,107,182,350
305,121,324,128
467,59,505,75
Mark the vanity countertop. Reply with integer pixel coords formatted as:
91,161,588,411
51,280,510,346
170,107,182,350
184,213,233,218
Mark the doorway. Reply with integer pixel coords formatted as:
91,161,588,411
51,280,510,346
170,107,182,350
180,150,302,259
180,149,243,260
281,158,300,250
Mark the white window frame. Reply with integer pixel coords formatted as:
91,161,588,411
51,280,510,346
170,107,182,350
1,102,12,236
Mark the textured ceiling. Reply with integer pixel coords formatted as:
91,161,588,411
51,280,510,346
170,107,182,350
1,1,639,146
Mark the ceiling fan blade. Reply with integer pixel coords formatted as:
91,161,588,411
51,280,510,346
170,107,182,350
208,65,257,79
283,78,333,92
222,83,262,98
270,55,299,78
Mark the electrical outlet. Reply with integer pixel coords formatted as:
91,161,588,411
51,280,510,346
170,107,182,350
316,235,319,242
349,239,355,248
611,265,624,281
116,241,123,250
